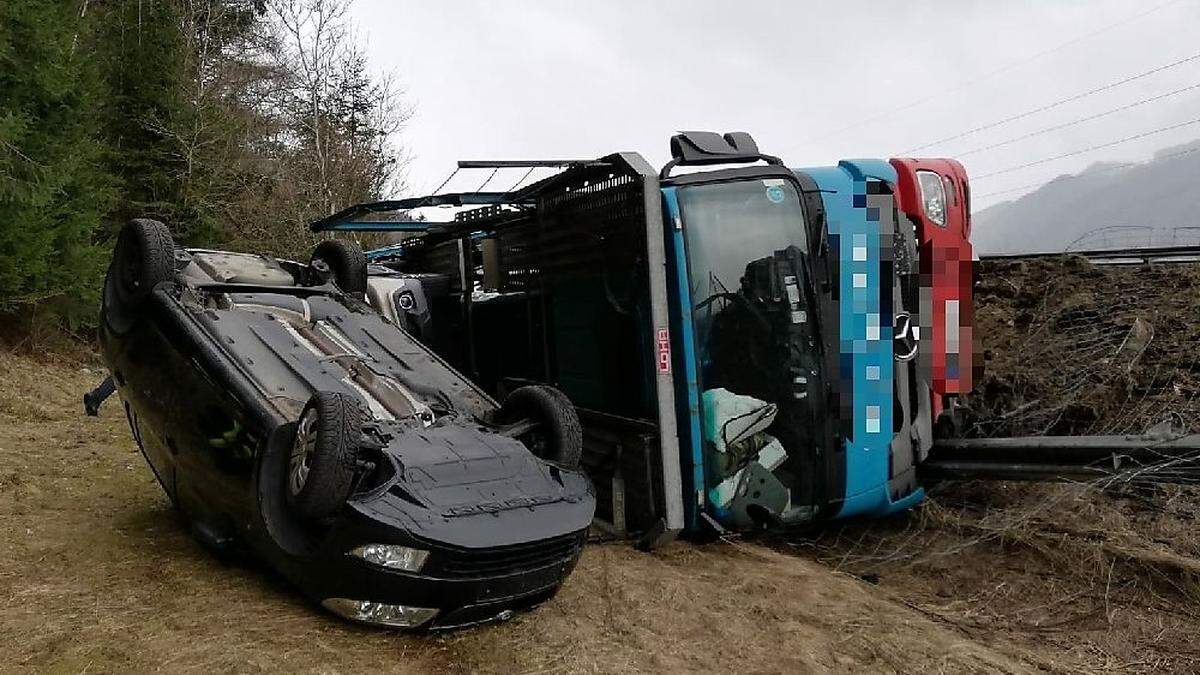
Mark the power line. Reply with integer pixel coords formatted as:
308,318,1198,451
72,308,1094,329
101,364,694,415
973,144,1200,199
956,81,1200,157
973,116,1200,180
898,50,1200,155
784,0,1185,152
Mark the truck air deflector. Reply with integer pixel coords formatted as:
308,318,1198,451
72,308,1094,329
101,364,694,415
661,131,784,179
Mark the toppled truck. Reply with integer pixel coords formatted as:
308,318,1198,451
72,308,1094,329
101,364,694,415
312,132,976,544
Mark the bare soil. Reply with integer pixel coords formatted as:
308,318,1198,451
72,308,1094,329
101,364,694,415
967,257,1200,437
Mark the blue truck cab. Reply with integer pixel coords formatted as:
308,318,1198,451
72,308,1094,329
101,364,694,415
659,135,931,533
312,132,958,545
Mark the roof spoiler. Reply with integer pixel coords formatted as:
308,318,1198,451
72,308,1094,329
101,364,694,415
660,131,782,179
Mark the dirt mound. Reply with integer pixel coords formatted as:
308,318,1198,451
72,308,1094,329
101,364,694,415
0,350,1031,674
969,257,1200,437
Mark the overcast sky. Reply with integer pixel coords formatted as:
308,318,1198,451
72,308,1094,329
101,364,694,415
352,0,1200,211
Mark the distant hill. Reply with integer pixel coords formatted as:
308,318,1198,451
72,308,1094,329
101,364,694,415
971,139,1200,254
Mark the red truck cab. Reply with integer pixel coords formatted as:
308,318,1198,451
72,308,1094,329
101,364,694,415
890,158,974,421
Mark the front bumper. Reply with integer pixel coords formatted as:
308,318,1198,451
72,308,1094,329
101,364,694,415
279,530,586,630
322,582,561,630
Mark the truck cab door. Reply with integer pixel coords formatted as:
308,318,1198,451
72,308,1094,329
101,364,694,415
889,158,974,419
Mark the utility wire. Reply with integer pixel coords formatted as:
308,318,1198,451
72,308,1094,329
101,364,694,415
957,81,1200,157
898,50,1200,155
974,144,1200,199
785,0,1185,151
973,116,1200,180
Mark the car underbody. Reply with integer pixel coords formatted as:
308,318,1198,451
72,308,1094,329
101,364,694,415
99,229,595,630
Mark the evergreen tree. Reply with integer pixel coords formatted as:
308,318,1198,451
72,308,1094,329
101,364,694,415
0,0,113,326
0,0,408,331
92,0,197,240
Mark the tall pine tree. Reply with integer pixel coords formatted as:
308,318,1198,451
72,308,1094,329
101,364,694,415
93,0,199,240
0,0,113,326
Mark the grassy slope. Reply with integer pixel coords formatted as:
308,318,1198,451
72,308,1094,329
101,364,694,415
0,349,1031,674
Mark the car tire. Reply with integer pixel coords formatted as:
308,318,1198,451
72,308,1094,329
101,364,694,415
112,218,176,308
312,239,367,296
286,391,364,519
499,385,583,469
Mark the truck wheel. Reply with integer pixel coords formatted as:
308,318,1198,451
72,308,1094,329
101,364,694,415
312,239,367,295
111,218,175,308
286,392,363,519
499,386,583,469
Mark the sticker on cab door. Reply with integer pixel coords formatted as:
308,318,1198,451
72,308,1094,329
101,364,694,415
656,327,671,374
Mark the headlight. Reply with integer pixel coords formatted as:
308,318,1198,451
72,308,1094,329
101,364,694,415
916,171,946,227
349,544,429,572
322,598,438,628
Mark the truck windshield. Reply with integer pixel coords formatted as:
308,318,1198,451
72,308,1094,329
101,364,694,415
677,178,825,528
678,179,808,296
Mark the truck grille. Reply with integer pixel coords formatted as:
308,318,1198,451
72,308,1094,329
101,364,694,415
434,531,584,579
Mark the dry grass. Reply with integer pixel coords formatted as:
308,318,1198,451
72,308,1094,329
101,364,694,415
773,258,1200,674
0,349,1036,674
781,481,1200,674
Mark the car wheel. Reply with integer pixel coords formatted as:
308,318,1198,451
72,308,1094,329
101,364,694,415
286,391,364,519
112,218,176,308
499,385,583,469
312,239,367,295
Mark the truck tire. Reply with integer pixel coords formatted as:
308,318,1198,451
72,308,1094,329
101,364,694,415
312,239,367,296
286,391,363,519
112,218,175,308
499,385,583,469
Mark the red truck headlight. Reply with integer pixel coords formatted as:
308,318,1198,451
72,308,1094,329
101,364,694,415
916,170,946,227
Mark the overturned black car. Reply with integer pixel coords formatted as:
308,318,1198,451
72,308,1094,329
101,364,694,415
98,218,595,629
